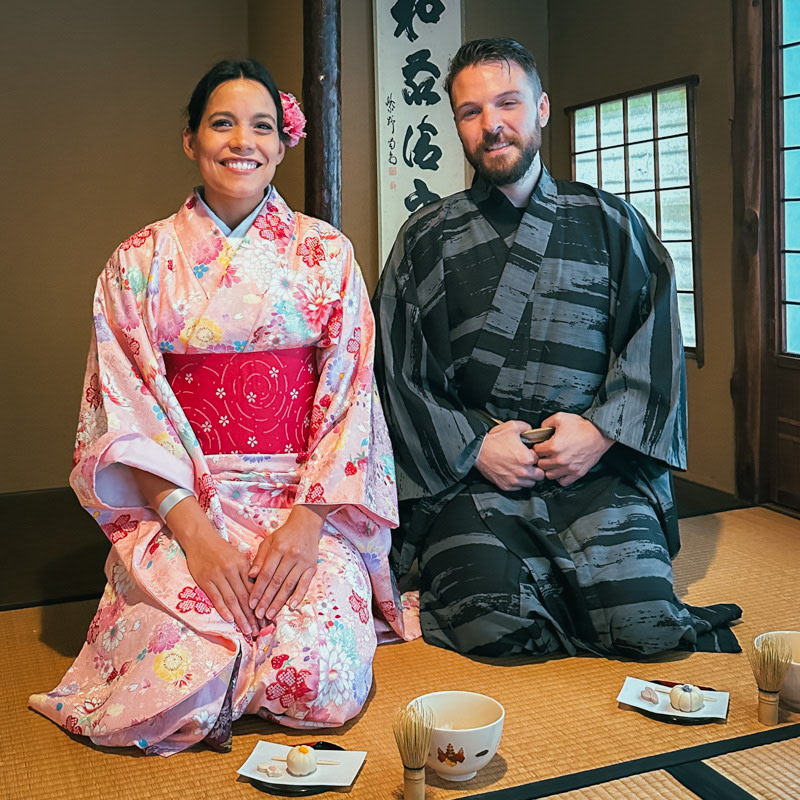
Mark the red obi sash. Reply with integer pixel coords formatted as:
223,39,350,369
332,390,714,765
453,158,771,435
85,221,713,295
163,349,317,455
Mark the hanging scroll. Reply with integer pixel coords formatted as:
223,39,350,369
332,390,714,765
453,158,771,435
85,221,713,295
373,0,465,268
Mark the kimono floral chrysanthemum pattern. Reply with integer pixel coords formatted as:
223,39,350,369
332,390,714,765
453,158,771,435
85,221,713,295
30,188,419,756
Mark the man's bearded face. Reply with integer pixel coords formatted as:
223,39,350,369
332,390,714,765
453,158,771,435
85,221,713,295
463,118,542,186
451,61,548,188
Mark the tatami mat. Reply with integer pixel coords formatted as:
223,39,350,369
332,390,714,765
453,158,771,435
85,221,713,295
707,737,800,799
538,770,701,800
2,507,799,800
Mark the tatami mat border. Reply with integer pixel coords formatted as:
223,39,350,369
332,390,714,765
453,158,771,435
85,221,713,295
466,723,800,800
665,762,755,800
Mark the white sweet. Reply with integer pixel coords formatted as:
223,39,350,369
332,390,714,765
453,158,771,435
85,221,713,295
286,745,317,776
669,683,704,712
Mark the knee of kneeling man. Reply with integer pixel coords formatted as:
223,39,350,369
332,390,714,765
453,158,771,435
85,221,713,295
605,606,686,657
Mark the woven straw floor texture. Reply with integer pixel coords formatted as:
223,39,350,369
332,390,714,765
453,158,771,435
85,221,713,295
519,735,800,800
707,737,800,799
2,507,799,800
534,770,701,799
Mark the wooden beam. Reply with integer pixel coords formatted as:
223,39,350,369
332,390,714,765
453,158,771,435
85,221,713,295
303,0,342,229
730,0,767,501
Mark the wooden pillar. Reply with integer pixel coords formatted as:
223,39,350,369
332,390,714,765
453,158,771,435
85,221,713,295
303,0,342,229
730,0,767,501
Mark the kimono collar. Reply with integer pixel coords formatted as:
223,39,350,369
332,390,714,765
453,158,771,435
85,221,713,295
468,166,557,239
525,165,558,218
460,164,558,413
173,185,296,266
468,174,524,239
193,186,274,238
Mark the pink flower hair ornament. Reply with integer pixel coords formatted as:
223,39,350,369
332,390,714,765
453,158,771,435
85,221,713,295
280,91,307,147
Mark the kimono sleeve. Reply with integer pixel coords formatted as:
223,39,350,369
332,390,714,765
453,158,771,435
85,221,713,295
583,197,688,470
294,238,399,528
372,219,488,500
70,251,195,530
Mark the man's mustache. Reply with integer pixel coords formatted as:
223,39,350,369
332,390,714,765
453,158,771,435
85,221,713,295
480,131,517,150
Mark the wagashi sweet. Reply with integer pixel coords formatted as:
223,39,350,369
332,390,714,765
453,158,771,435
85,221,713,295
669,683,704,712
257,762,284,778
640,686,659,705
286,744,318,776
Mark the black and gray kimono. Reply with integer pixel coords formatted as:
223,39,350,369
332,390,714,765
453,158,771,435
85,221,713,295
373,167,741,658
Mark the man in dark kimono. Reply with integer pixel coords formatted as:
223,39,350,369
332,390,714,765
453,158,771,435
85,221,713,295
372,38,741,658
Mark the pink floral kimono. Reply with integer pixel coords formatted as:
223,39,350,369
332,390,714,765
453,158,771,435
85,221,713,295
29,188,419,756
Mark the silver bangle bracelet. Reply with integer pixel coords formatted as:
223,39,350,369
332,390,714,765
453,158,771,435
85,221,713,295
157,488,194,520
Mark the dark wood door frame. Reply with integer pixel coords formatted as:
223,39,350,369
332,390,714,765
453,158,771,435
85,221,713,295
731,0,769,502
732,0,800,511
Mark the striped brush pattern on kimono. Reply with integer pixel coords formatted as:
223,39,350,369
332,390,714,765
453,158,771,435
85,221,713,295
373,168,741,658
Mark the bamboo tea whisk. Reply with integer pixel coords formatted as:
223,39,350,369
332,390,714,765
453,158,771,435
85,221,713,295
393,701,435,800
748,633,792,725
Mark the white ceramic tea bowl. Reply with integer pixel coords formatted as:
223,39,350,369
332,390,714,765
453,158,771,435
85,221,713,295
412,690,504,782
754,630,800,710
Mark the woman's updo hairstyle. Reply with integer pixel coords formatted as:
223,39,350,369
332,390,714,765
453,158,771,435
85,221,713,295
186,59,287,143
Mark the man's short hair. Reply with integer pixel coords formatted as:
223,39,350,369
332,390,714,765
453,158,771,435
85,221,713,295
444,38,542,101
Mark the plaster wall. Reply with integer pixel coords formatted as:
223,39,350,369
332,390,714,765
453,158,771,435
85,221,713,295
0,0,248,491
548,0,736,492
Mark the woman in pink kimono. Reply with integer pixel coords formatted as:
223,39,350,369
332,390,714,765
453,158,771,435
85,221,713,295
29,59,418,756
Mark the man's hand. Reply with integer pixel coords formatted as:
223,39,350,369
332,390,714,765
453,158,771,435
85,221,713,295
534,412,614,486
476,420,545,491
248,504,329,623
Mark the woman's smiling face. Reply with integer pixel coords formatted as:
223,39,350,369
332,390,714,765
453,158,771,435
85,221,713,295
182,78,285,228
